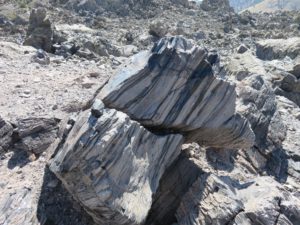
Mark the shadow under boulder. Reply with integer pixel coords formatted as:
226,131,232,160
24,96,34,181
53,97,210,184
37,166,95,225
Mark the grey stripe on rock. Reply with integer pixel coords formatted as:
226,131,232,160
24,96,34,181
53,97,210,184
50,36,255,225
50,102,184,225
100,36,254,149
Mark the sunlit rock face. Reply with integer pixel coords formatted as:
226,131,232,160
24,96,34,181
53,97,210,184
50,36,254,225
100,36,254,149
50,103,184,225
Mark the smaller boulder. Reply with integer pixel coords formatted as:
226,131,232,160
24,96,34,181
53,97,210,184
237,44,248,54
31,49,50,65
53,42,79,58
121,45,138,57
149,20,169,38
290,62,300,79
24,8,53,52
13,15,28,26
125,31,134,43
13,117,60,155
256,38,300,60
0,117,13,154
193,30,206,40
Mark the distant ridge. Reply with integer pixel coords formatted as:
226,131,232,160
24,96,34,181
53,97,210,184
246,0,300,12
229,0,300,12
229,0,263,12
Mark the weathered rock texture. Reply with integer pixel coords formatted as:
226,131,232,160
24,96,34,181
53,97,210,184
24,8,53,52
48,36,257,225
50,102,184,225
275,72,300,107
143,37,300,225
13,117,60,155
201,0,232,11
226,48,300,190
146,139,300,225
100,36,254,149
256,38,300,60
2,1,300,225
0,116,13,154
0,188,39,225
176,174,243,225
176,174,300,225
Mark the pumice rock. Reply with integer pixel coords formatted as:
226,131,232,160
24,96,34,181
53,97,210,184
50,101,184,225
100,36,254,149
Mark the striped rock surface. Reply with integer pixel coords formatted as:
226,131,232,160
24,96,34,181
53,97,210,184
13,117,59,155
100,36,254,149
0,188,39,225
176,175,300,225
0,116,13,154
50,101,184,225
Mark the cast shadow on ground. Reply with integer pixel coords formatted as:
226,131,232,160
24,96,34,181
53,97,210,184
36,166,95,225
266,147,289,183
7,148,31,169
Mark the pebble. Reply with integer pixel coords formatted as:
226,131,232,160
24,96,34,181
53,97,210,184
47,179,59,188
52,104,58,110
23,89,31,95
99,64,106,69
237,44,248,54
295,112,300,120
33,78,41,83
82,82,94,89
0,182,7,188
28,153,37,162
91,99,104,118
20,93,31,98
89,72,100,78
34,104,43,110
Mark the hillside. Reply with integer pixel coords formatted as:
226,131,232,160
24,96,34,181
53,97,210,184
229,0,263,12
247,0,300,12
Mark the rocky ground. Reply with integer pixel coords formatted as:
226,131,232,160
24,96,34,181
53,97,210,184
0,0,300,225
0,41,110,121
